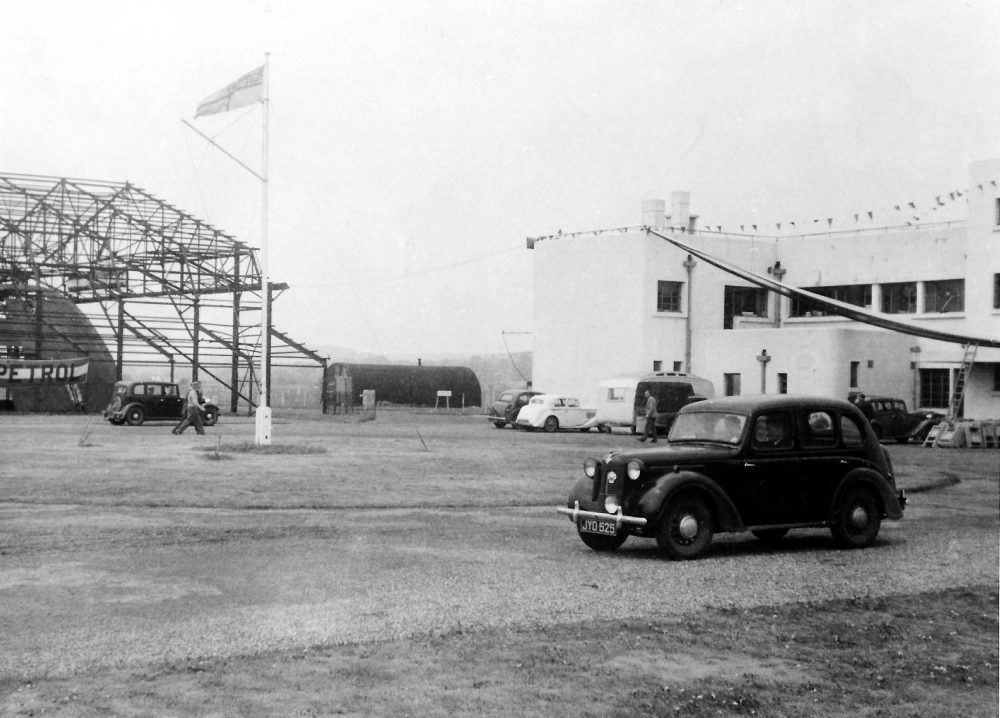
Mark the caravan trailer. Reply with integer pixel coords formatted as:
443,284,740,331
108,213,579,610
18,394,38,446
592,372,647,433
633,372,715,437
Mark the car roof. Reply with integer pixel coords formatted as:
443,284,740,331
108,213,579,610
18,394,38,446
678,394,859,415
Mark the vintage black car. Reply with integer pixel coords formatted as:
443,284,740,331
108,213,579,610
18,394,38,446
557,395,905,560
487,388,542,428
103,380,220,427
858,395,944,443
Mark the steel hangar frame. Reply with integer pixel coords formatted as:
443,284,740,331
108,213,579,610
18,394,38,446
0,172,326,413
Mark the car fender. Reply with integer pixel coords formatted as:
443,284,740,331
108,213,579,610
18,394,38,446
566,475,600,509
907,416,938,438
120,402,143,416
830,468,904,520
637,471,744,532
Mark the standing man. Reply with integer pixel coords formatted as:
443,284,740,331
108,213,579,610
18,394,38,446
639,389,658,443
173,380,207,435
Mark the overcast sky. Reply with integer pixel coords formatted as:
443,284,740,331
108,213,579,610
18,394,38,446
2,1,998,359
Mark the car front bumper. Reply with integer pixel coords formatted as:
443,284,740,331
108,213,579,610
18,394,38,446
556,500,648,528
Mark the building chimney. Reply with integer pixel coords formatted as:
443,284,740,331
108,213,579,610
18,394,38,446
671,191,690,232
642,199,666,228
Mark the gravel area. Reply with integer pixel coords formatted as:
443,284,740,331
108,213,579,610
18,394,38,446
0,412,996,680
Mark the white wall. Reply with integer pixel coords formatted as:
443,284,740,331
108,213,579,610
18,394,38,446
532,230,650,406
691,327,914,401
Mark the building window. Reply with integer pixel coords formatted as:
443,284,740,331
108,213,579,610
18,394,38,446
924,279,964,313
652,360,662,371
724,373,741,396
994,364,1000,392
672,361,682,372
994,274,999,309
850,361,859,388
790,284,872,317
919,368,950,408
778,373,788,394
881,282,918,314
657,280,683,312
723,286,769,328
995,198,1000,226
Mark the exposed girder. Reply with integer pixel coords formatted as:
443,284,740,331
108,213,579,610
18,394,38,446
0,172,327,412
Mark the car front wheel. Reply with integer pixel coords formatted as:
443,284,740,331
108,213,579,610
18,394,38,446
493,420,506,429
203,407,219,427
831,486,881,548
125,407,145,426
656,492,714,560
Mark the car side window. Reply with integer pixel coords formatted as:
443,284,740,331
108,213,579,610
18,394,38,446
841,415,865,446
801,410,836,448
752,412,794,450
166,385,178,396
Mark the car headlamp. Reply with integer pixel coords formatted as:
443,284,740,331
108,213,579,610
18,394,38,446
584,458,598,478
626,459,643,481
604,495,619,513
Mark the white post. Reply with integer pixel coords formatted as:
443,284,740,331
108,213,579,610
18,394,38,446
255,53,272,445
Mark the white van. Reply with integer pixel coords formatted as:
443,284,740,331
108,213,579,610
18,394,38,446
592,372,648,433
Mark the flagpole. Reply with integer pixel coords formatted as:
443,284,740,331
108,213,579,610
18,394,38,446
255,52,272,446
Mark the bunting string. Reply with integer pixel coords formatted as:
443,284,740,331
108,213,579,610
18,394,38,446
698,180,997,236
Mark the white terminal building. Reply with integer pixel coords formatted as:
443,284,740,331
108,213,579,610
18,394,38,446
528,158,1000,419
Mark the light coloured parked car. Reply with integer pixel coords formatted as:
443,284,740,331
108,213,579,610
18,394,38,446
515,394,596,433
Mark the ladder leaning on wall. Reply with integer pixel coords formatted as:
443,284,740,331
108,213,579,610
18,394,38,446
947,342,978,420
923,343,979,447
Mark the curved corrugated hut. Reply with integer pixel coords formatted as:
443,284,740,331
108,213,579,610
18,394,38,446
326,363,482,408
0,285,116,412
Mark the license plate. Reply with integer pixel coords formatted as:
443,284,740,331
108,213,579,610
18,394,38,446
579,517,617,536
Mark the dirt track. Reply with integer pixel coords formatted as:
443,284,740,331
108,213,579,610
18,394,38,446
0,411,997,680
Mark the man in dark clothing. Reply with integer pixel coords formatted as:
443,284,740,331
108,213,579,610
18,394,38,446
639,389,658,443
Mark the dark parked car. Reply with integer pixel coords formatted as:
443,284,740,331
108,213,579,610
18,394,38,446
488,388,542,428
103,380,219,427
857,395,944,443
557,395,905,560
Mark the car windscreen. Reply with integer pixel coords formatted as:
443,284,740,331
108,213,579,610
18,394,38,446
668,411,746,444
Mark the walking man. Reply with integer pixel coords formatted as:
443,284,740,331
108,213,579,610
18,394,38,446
639,389,658,443
173,380,207,435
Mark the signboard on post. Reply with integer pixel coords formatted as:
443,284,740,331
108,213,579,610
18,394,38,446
0,358,88,385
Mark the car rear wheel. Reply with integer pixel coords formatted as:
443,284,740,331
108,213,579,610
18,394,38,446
493,421,506,429
598,424,612,434
656,492,714,560
543,416,559,433
831,486,881,548
125,406,145,426
577,526,629,552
